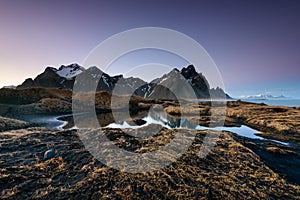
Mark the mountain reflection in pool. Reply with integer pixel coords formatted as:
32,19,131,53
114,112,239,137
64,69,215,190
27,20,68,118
63,110,288,146
105,111,289,146
107,111,198,129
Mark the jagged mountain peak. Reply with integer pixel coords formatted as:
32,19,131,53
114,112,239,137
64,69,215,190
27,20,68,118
171,68,180,72
83,66,114,80
180,65,198,78
210,87,230,99
151,68,180,84
86,66,101,72
169,68,180,76
45,67,57,73
58,63,84,71
56,64,85,79
85,66,106,76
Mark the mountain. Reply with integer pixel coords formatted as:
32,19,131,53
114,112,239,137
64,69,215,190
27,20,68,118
17,64,147,95
241,94,288,100
17,64,84,90
140,65,211,99
2,85,16,89
17,64,230,99
210,87,231,99
73,66,148,95
56,64,85,78
73,64,230,99
139,65,229,99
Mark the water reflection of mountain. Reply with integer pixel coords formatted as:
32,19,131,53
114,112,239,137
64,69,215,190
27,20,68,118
148,111,197,129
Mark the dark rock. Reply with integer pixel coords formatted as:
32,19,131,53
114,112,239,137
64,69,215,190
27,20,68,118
127,119,147,126
43,148,55,160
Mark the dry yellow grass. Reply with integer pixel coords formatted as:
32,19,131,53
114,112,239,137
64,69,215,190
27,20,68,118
164,100,300,142
0,127,299,199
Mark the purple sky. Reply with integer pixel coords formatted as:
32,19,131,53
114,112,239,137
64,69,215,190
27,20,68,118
0,0,299,97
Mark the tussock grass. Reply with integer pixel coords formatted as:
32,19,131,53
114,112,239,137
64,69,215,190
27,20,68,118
0,127,299,199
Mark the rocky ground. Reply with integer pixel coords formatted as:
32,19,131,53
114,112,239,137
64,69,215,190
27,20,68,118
1,126,299,199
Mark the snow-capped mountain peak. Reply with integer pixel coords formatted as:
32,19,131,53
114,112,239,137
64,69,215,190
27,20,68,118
56,64,85,79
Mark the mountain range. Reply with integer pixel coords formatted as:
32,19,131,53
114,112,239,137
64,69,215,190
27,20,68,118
16,64,230,99
241,94,288,100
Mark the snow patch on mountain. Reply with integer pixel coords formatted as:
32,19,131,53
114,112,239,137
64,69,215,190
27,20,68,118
56,64,84,79
102,76,110,87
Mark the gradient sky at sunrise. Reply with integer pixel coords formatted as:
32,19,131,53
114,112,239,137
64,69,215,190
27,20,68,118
0,0,299,98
